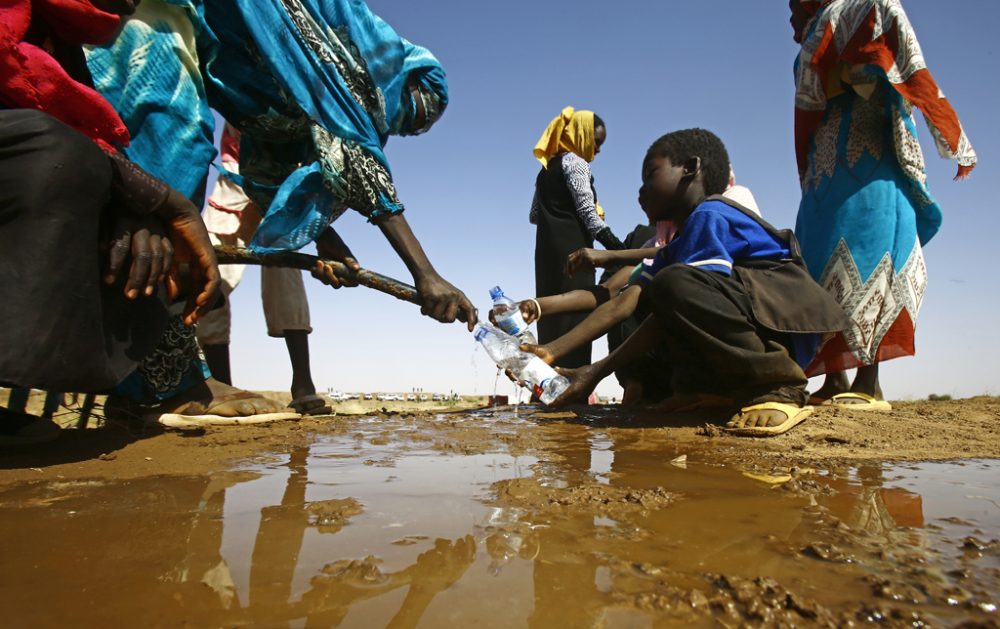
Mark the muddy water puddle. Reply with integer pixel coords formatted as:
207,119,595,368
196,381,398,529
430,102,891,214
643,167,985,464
0,409,998,627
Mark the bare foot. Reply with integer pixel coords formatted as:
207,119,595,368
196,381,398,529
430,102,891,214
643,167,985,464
136,378,287,417
846,364,884,401
185,378,287,416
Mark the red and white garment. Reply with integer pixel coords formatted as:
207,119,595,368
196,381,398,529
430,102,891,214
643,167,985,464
793,0,976,182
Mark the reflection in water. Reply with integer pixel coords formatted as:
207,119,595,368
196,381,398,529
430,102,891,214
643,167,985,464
477,507,541,577
195,447,479,628
823,465,924,532
0,413,997,627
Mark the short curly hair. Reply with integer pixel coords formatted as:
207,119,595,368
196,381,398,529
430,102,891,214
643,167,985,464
646,129,730,196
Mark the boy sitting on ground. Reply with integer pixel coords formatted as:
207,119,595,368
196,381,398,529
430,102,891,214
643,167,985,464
545,128,847,435
515,170,762,405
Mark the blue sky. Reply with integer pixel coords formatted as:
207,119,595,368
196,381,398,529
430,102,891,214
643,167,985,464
223,0,999,401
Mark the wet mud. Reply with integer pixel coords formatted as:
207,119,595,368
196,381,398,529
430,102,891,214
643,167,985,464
1,398,999,627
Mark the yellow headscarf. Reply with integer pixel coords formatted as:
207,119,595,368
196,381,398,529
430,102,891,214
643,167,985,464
533,107,605,218
533,106,597,168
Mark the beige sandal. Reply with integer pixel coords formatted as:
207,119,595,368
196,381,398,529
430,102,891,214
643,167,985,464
723,402,812,437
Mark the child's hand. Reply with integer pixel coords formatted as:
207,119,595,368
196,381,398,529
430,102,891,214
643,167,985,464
546,364,597,408
501,367,523,387
521,343,555,365
564,248,610,275
518,299,540,324
498,344,554,387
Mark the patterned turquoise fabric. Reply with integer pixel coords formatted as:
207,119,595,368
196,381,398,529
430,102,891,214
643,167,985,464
202,0,448,253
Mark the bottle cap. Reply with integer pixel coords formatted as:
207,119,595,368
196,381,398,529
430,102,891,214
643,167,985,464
489,286,503,299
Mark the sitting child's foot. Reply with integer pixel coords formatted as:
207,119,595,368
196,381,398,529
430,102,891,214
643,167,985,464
724,402,812,437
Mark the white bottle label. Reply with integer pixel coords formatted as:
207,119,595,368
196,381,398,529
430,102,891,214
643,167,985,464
520,356,557,396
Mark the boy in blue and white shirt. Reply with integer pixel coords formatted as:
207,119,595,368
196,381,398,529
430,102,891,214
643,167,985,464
543,128,847,435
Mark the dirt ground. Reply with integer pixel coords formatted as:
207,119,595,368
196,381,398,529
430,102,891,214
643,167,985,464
1,392,998,485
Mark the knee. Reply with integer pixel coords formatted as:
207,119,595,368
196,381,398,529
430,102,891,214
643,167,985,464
646,265,704,318
13,110,111,197
13,110,99,157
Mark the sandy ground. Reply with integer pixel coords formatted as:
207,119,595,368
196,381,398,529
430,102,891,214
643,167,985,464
1,392,998,485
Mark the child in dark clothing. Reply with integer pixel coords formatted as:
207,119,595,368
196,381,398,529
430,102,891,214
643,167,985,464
548,129,847,435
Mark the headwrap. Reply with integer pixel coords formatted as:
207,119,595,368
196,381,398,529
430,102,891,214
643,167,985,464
533,106,598,168
85,0,217,203
794,0,976,181
202,0,449,253
0,0,129,149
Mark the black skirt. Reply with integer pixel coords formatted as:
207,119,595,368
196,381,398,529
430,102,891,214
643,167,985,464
0,110,170,392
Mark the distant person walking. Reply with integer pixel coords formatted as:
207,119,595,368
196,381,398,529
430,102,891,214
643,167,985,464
790,0,976,409
530,107,624,368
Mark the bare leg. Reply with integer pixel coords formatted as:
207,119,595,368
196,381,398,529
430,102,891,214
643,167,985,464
284,330,317,402
849,364,883,400
808,370,850,402
202,344,232,386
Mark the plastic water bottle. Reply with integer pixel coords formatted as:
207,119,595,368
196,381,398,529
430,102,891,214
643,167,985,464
489,286,537,345
474,323,569,405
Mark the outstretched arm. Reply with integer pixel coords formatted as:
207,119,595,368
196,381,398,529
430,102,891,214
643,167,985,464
521,265,636,324
537,284,643,363
546,313,662,407
565,247,660,276
376,212,477,330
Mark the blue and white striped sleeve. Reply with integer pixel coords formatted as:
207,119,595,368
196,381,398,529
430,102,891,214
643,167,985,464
668,211,734,276
631,210,734,287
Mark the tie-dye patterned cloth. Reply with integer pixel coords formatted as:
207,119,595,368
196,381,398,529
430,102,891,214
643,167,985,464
85,0,217,205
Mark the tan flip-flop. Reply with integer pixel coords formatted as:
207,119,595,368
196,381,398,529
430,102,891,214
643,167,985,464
156,412,302,428
104,394,302,427
822,392,892,411
723,402,812,437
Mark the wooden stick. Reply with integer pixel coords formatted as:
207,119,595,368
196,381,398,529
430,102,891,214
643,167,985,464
213,245,468,323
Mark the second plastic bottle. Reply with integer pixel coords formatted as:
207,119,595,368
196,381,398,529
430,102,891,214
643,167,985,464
474,322,568,405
